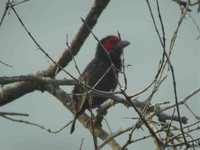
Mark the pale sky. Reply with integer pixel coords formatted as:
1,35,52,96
0,0,200,149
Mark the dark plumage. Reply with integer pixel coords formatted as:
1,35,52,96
70,35,130,133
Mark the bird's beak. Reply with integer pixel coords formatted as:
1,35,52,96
115,40,130,49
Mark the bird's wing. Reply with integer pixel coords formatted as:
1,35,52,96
81,58,116,91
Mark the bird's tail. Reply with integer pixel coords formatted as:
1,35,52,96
70,115,77,134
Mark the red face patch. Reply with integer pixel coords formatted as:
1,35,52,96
103,36,121,52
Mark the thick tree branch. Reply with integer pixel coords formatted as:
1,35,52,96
1,75,193,124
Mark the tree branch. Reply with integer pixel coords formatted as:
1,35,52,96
0,75,75,86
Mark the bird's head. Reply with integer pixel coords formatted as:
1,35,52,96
96,35,130,58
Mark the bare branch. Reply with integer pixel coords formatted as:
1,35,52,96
1,114,72,134
0,75,76,86
79,138,84,150
161,87,200,113
0,0,9,27
0,111,29,116
187,13,200,40
0,60,12,67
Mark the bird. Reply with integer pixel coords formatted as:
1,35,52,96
70,35,130,133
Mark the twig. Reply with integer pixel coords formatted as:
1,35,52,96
88,96,98,150
65,34,82,77
11,0,30,7
161,87,200,113
0,60,12,67
189,1,200,6
0,111,29,116
79,138,84,150
164,108,176,145
184,103,200,120
1,114,72,134
156,0,166,50
49,121,72,134
145,0,164,47
0,0,9,27
118,31,128,91
104,118,112,134
130,80,155,98
187,13,200,40
99,125,135,149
